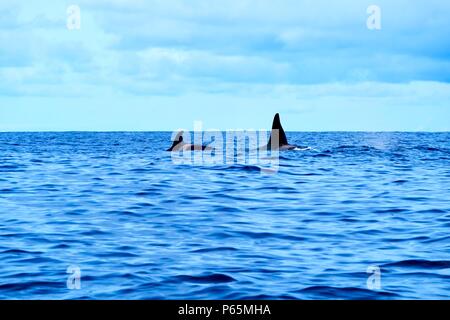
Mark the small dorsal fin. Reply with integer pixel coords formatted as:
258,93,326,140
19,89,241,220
167,131,184,151
267,113,288,148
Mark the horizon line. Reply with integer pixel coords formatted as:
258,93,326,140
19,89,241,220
1,130,449,133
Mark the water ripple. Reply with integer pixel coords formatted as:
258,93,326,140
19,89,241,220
0,132,449,299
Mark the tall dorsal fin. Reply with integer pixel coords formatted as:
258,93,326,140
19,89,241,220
167,131,184,151
268,113,288,148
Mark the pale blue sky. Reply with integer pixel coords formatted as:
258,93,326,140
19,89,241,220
0,0,449,131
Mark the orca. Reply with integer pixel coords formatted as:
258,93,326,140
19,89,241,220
166,131,213,151
262,113,298,151
166,113,298,152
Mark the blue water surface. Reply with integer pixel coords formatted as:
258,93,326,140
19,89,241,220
0,132,449,299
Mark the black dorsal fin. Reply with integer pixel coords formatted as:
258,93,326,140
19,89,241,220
167,131,184,151
267,113,288,148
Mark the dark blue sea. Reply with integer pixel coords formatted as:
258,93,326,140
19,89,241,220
0,132,449,300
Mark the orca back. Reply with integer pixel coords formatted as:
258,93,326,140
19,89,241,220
167,131,184,151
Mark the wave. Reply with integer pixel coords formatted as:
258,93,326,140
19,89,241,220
383,259,450,269
191,247,238,253
172,273,236,284
297,286,398,299
0,281,62,292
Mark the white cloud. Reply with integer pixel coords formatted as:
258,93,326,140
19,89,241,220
0,0,450,98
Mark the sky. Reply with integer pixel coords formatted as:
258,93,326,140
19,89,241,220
0,0,449,131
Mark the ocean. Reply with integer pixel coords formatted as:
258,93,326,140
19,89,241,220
0,132,449,299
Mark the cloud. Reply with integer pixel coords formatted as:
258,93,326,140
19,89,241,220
0,0,450,98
